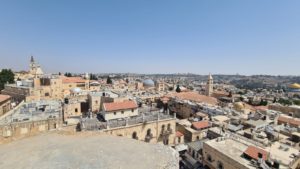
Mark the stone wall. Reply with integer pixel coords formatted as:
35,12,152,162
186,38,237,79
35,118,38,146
103,118,176,145
0,119,62,144
203,142,251,169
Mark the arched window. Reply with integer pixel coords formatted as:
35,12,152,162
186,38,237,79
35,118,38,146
207,154,212,162
167,123,171,130
217,161,224,169
132,132,137,139
75,108,78,113
147,129,151,135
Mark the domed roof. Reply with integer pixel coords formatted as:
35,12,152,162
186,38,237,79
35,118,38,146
143,79,155,87
289,83,300,89
70,87,82,93
234,102,245,110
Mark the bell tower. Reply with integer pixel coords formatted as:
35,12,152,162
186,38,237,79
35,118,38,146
29,56,36,74
206,73,213,97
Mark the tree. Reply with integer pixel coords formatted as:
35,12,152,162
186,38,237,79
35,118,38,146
125,78,129,84
259,99,268,106
64,72,72,77
278,98,292,106
90,74,98,80
0,69,15,90
106,76,112,84
293,100,300,106
175,85,181,93
168,87,174,91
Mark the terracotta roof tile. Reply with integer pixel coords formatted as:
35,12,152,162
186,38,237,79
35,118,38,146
192,121,210,130
278,116,300,126
62,77,86,83
103,101,137,112
244,146,268,161
0,94,11,103
166,92,218,105
176,131,184,137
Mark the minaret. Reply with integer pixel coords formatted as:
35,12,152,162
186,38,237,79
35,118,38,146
206,73,213,96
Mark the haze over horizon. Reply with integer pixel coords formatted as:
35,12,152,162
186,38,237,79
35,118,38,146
0,0,300,75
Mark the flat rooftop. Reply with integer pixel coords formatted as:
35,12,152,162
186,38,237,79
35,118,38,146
0,100,62,125
205,138,256,169
0,133,179,169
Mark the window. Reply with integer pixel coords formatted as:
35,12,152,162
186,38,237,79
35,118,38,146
45,93,49,96
217,161,224,169
121,111,124,114
132,132,137,139
196,136,200,140
167,123,171,130
75,108,78,113
131,109,134,112
147,129,151,135
207,154,212,162
178,137,181,143
114,112,116,115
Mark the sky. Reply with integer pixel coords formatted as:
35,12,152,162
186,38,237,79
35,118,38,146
0,0,300,75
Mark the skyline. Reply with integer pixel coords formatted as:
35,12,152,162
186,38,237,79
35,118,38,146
1,1,300,75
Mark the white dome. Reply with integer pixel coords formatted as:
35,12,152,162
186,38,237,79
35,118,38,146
70,87,82,93
143,79,155,88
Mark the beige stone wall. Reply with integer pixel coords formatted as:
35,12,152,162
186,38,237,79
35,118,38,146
88,95,101,113
104,108,138,121
203,143,250,169
104,119,176,145
177,124,206,142
174,135,184,145
0,99,11,117
0,119,61,144
269,104,300,117
169,101,195,119
64,102,81,118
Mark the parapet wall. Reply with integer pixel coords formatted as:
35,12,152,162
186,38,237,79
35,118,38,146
0,118,62,144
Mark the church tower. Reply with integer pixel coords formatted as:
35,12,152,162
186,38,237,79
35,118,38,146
29,56,44,78
206,73,213,97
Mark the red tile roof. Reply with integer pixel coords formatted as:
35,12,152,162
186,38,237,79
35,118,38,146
166,92,218,105
176,131,184,137
0,94,11,103
255,106,269,111
103,101,138,112
192,121,210,130
244,146,268,161
278,116,300,127
62,77,86,83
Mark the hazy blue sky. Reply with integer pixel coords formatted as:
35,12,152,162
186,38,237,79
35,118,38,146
0,0,299,75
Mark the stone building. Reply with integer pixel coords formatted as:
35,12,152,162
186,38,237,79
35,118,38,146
102,100,138,121
0,95,11,117
203,138,257,169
